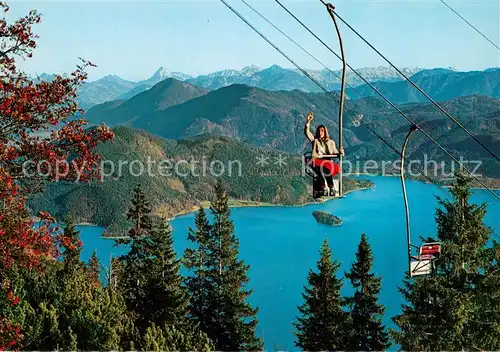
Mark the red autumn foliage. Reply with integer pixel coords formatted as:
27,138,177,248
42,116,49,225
0,1,114,347
0,317,22,351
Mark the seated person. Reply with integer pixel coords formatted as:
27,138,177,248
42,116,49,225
304,112,344,196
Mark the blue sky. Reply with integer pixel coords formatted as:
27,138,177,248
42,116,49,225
8,0,500,82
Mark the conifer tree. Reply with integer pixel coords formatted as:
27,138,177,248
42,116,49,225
61,214,83,273
127,183,154,235
119,184,191,340
392,171,499,350
184,207,211,325
294,238,349,350
87,250,101,287
8,252,134,350
59,273,134,351
141,217,190,329
117,183,154,330
345,234,390,350
184,180,262,350
471,238,500,348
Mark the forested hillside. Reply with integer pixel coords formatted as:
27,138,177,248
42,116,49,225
27,127,371,232
83,80,500,178
348,68,500,103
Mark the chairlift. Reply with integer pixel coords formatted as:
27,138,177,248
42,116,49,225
401,123,442,277
410,242,441,277
420,242,441,258
303,152,341,199
303,2,345,200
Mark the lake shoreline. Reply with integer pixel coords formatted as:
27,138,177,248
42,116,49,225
75,175,500,350
69,173,500,233
352,172,500,190
98,185,375,239
165,185,375,221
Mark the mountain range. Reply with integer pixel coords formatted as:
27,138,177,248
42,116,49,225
35,64,499,110
28,68,500,227
37,65,425,109
74,65,500,109
348,68,500,103
82,77,500,179
183,65,424,92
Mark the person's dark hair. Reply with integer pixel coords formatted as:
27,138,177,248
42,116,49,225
315,125,330,141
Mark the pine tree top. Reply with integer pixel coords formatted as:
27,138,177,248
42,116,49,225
435,169,492,277
294,238,348,351
345,233,378,290
210,179,230,216
61,213,83,267
126,183,154,237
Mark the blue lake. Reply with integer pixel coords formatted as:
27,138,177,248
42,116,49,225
76,176,500,350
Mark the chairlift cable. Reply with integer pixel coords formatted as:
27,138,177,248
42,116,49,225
240,0,449,195
328,8,500,164
220,0,451,198
439,0,500,51
273,0,500,201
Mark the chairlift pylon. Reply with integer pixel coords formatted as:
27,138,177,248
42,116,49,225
303,2,346,199
400,124,442,277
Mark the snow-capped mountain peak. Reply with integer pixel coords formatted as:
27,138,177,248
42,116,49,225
152,66,173,80
142,67,192,85
240,65,261,76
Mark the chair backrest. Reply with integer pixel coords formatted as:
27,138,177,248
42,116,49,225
419,242,441,256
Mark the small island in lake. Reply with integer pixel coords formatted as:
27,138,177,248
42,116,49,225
312,211,343,226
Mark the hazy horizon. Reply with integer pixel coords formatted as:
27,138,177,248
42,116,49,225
8,0,499,81
29,64,500,84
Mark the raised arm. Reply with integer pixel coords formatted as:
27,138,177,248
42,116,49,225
304,112,314,143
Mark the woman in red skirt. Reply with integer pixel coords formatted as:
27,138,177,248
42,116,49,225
304,112,344,196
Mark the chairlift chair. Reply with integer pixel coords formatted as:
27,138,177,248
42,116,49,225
303,152,340,199
410,242,441,277
419,242,441,259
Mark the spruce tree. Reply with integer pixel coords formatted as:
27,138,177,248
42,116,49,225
118,184,190,339
127,183,154,235
184,207,211,327
142,217,190,329
61,214,83,273
294,238,349,350
87,250,101,287
392,171,499,350
345,234,390,350
472,239,500,348
184,180,262,350
117,183,155,330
